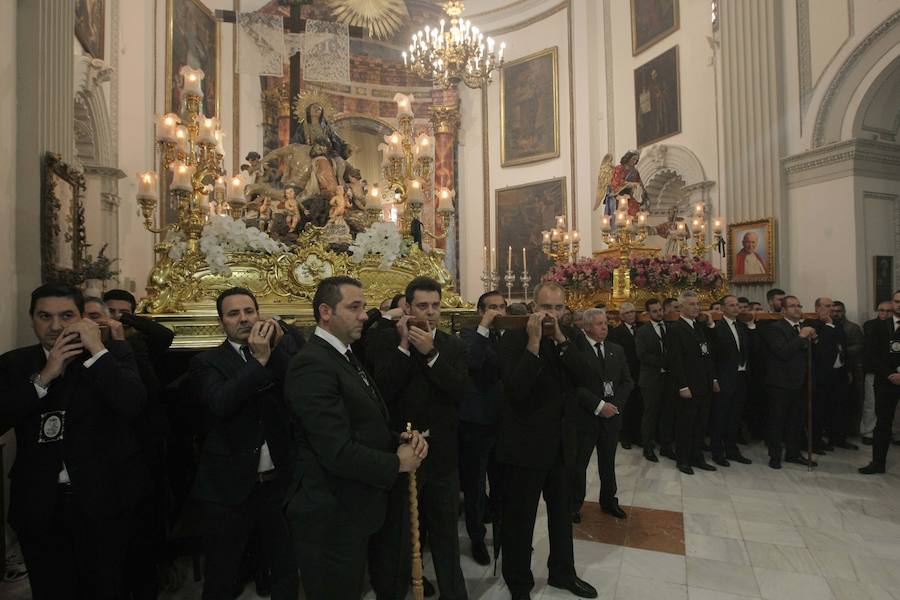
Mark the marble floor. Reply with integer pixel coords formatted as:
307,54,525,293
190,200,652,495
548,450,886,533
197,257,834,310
3,438,900,599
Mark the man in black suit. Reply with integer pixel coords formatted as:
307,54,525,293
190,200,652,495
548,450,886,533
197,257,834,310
608,302,642,449
571,308,634,521
707,295,753,466
666,291,719,475
0,284,148,600
758,295,818,469
367,276,469,600
190,287,300,600
860,301,893,444
285,276,427,598
458,290,506,566
498,281,597,600
860,290,900,474
809,297,856,452
636,299,675,462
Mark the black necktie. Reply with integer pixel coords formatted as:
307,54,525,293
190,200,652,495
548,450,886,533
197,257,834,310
594,342,605,368
345,349,371,388
240,346,253,362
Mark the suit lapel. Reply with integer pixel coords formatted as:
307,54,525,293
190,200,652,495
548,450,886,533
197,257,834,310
311,335,389,420
216,340,245,375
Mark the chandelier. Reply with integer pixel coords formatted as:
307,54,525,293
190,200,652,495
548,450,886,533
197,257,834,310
402,1,505,89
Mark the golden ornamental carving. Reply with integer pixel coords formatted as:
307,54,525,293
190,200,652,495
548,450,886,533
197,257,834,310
429,103,461,136
293,89,337,124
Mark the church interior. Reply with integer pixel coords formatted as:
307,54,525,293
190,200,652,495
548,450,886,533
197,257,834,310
2,0,900,599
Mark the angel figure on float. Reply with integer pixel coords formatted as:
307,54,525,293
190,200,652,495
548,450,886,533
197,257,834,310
594,151,650,220
328,185,351,225
284,187,301,232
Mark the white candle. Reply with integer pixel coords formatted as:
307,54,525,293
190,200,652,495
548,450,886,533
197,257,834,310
437,189,454,213
616,210,626,223
713,218,723,234
416,133,436,159
214,176,226,195
156,113,179,142
601,216,611,231
393,92,415,118
691,218,703,234
136,171,158,199
180,66,204,97
214,130,226,156
507,246,512,271
483,245,488,269
198,115,218,145
408,179,424,203
228,176,245,201
491,247,496,272
168,161,194,192
522,247,527,271
174,125,189,154
542,231,551,245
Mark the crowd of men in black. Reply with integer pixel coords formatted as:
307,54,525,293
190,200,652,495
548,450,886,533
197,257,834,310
1,279,899,600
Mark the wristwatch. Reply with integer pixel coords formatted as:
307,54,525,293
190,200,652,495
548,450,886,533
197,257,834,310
29,372,49,392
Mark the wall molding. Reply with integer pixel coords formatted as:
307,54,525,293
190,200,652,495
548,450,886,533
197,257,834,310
782,138,900,187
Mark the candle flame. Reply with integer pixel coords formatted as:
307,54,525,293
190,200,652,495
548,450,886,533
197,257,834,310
178,165,187,173
231,177,242,186
390,133,400,145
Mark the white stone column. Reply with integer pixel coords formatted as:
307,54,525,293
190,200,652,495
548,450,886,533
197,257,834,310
16,0,76,342
718,0,785,298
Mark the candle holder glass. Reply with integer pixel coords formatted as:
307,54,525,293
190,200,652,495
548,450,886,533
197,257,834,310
504,269,517,302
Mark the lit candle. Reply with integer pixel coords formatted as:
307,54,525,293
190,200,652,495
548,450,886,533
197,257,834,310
136,171,158,199
619,196,628,209
156,113,179,142
408,179,424,204
551,228,562,242
572,230,580,242
507,246,512,271
691,218,703,234
198,115,218,145
616,210,626,223
601,216,611,231
695,203,704,215
214,176,226,195
483,245,488,270
522,247,527,271
556,215,565,228
437,189,454,214
393,92,415,118
366,187,381,210
174,125,189,154
490,247,496,272
713,218,723,234
638,212,647,225
179,66,205,97
542,231,551,244
626,218,634,230
228,176,245,201
214,130,226,156
676,222,686,237
168,160,194,192
416,133,436,159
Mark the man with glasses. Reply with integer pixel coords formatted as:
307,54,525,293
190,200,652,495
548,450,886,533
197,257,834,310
860,301,893,444
759,295,817,469
497,282,597,600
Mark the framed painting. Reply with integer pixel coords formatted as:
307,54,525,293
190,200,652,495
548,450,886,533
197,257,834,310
75,0,105,60
874,255,894,306
41,153,87,284
634,46,681,147
728,218,775,284
496,177,567,296
631,0,680,56
166,0,220,118
500,47,559,167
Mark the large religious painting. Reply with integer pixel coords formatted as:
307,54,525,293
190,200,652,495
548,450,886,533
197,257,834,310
496,178,567,295
631,0,679,56
728,218,775,284
634,46,681,147
166,0,220,118
75,0,105,60
500,47,559,167
874,255,894,306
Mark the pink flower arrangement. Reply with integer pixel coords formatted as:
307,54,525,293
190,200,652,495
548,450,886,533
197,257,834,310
543,255,723,291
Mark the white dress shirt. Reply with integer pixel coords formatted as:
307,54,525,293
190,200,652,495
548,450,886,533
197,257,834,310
584,334,611,417
397,327,440,367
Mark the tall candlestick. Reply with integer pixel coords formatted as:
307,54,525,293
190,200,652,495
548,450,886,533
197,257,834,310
491,247,496,272
507,246,512,271
483,245,488,270
522,247,527,271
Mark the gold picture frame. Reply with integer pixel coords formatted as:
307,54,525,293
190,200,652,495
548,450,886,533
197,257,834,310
631,0,680,56
634,45,681,147
165,0,221,118
500,47,560,167
495,177,567,295
728,217,776,284
41,153,87,284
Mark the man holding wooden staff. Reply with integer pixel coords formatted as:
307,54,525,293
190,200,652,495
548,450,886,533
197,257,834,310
284,276,427,599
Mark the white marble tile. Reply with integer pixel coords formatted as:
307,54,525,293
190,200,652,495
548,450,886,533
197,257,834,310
848,553,900,591
682,482,734,502
634,477,682,496
686,557,760,598
688,587,763,600
573,540,623,571
809,548,858,582
685,533,750,566
684,513,744,540
682,497,738,518
620,547,686,585
631,490,683,511
615,573,687,600
826,578,898,600
752,567,835,600
744,542,821,575
738,519,805,547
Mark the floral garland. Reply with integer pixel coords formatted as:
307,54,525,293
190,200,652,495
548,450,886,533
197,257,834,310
543,254,723,291
168,216,288,276
349,221,411,270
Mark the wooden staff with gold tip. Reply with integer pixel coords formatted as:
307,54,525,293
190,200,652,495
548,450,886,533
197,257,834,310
407,422,425,600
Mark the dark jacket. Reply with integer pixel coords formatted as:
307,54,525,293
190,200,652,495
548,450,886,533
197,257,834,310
607,322,640,381
0,341,149,535
666,317,716,396
570,334,634,435
635,319,669,388
864,316,900,392
190,336,300,506
458,326,503,426
496,325,582,470
759,319,812,390
284,334,398,537
709,317,752,392
810,321,847,382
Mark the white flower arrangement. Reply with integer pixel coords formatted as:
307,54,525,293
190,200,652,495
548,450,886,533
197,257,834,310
349,221,411,270
167,216,288,276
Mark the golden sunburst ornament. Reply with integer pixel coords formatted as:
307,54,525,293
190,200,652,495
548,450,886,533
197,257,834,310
328,0,409,40
293,89,337,124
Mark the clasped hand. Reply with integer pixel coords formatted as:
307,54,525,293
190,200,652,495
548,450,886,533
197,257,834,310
397,430,429,472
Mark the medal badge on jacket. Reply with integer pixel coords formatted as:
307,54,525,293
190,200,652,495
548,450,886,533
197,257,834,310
39,410,65,443
603,381,615,398
890,340,900,354
700,342,710,356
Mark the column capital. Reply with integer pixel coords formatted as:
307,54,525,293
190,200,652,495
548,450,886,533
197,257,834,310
429,103,461,136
